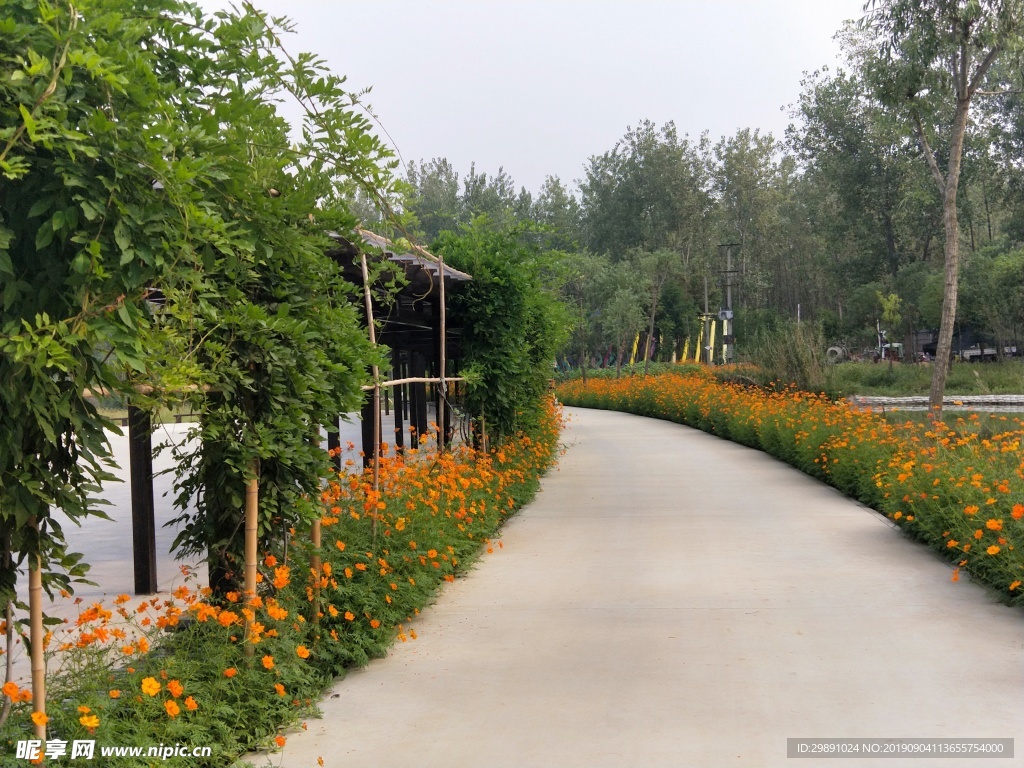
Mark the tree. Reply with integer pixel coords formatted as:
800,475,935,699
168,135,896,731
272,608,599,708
634,249,683,375
864,0,1024,410
580,120,711,260
433,218,568,443
877,291,903,368
405,158,462,241
0,0,395,606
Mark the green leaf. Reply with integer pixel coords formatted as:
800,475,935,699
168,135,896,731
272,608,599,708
116,303,134,329
35,221,53,250
18,104,37,142
114,219,131,252
28,197,52,218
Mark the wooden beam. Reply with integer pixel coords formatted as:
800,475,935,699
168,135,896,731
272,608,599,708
128,406,158,595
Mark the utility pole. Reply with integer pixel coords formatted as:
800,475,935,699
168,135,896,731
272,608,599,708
719,243,739,364
703,275,712,365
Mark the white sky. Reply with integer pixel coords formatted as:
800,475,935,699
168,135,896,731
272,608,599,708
201,0,869,195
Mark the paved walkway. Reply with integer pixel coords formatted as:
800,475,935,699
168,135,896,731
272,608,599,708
255,407,1022,767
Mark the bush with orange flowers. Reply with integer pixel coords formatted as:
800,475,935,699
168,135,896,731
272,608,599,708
558,372,1024,605
0,398,561,765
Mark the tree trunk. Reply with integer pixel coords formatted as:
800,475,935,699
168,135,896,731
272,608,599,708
643,287,660,377
928,98,971,413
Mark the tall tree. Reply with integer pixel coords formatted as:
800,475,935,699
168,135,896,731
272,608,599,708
865,0,1024,410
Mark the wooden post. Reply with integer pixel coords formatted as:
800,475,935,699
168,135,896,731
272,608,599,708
392,350,405,454
243,459,258,659
28,518,45,740
359,252,382,536
128,406,158,594
437,255,447,449
410,353,428,441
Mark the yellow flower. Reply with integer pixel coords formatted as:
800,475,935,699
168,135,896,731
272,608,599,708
141,677,161,697
79,714,100,729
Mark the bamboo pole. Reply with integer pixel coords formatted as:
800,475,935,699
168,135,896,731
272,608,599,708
437,253,447,450
360,376,464,391
28,517,45,741
360,252,381,536
243,459,259,659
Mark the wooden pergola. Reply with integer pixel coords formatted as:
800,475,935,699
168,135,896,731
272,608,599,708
121,229,471,594
325,228,472,463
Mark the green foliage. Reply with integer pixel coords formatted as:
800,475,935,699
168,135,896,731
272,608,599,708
0,0,398,601
743,321,832,395
0,0,207,599
433,218,568,441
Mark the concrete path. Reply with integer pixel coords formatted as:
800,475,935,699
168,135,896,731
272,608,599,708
254,408,1023,768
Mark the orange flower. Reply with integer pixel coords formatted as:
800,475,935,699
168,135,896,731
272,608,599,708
167,680,184,698
275,735,286,748
274,683,286,696
987,544,1001,555
344,610,355,621
223,667,238,678
974,529,984,540
141,677,161,697
262,655,275,670
31,711,48,726
1010,581,1022,591
79,714,100,729
264,554,277,567
109,689,121,699
985,518,1003,531
296,645,311,659
184,696,198,711
370,619,381,629
164,699,180,718
951,568,961,583
1012,503,1024,520
2,681,19,699
964,505,979,516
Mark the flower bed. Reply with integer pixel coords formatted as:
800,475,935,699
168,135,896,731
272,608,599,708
557,372,1024,604
0,400,562,766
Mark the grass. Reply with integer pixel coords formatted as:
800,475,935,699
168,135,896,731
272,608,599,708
825,360,1024,398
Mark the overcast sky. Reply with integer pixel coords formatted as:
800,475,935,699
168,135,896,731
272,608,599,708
201,1,868,195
